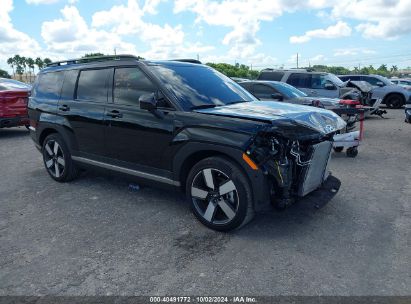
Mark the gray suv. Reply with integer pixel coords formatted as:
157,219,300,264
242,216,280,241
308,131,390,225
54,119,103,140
339,74,411,109
258,69,360,99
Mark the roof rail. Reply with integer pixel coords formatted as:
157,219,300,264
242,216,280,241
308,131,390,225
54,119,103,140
170,59,202,64
46,54,140,67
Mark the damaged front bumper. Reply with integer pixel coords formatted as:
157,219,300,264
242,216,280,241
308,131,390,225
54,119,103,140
244,122,343,211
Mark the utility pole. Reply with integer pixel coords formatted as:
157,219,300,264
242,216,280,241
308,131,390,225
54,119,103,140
297,53,299,69
114,48,117,56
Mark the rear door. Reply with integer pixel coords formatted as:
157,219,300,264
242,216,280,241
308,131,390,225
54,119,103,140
58,68,111,157
286,73,313,95
104,66,176,170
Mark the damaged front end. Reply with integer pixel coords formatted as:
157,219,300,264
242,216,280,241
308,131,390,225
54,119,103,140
244,112,345,209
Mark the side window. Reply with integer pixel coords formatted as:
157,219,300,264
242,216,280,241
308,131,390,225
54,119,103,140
60,70,79,100
33,71,65,99
258,71,284,81
362,76,382,86
286,73,311,88
311,74,329,89
113,67,157,106
253,84,276,99
76,69,110,102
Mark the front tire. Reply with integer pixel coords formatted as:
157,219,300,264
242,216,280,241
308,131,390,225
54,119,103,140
385,94,404,109
186,157,254,231
42,133,79,182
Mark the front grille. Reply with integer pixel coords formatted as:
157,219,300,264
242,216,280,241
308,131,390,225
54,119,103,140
297,141,332,196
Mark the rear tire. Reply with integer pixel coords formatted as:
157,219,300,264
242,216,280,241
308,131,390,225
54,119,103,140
42,133,79,182
186,156,254,231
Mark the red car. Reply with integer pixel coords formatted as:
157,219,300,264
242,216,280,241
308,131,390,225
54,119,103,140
0,78,31,128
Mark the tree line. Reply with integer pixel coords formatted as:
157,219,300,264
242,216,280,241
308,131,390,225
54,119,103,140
3,53,406,82
207,63,403,79
6,55,52,82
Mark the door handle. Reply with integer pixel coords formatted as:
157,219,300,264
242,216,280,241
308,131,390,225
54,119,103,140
107,110,123,118
59,104,70,112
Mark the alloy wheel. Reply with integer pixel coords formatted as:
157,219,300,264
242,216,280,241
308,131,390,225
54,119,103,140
191,168,239,225
43,140,66,178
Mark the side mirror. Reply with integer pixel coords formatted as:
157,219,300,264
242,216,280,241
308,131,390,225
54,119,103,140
139,92,165,119
271,93,284,101
139,93,157,111
376,81,384,87
324,83,336,90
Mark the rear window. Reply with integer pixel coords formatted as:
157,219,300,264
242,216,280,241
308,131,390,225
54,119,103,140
33,72,65,99
258,71,284,81
76,69,110,102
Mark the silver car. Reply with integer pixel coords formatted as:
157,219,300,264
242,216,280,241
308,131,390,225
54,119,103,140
339,74,411,108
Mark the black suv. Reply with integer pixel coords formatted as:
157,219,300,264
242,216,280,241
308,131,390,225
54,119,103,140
28,55,345,231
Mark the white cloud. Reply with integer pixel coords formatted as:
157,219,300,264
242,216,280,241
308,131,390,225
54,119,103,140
26,0,59,4
173,0,341,59
290,21,352,43
334,47,376,57
41,6,137,56
331,0,411,39
0,0,42,64
91,0,206,59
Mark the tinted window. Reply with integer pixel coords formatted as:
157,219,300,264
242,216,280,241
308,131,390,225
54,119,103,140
60,70,79,100
151,64,256,110
34,72,65,99
362,76,383,86
258,71,284,81
341,75,360,81
273,82,307,98
76,69,110,102
114,68,157,106
286,73,311,88
253,84,277,99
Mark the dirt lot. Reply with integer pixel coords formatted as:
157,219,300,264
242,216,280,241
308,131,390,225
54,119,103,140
0,109,410,296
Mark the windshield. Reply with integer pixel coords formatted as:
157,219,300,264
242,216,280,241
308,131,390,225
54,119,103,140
327,73,344,87
376,75,393,85
151,64,256,110
272,82,307,98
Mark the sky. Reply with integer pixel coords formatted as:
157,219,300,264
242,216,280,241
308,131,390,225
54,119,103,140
1,0,411,72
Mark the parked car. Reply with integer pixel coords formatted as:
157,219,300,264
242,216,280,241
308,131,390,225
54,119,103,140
258,69,361,99
390,78,411,91
338,74,411,108
238,80,359,130
28,55,345,231
0,78,31,129
257,69,383,116
406,95,411,123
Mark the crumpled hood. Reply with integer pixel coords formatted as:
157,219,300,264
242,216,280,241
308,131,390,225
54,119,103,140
195,101,346,135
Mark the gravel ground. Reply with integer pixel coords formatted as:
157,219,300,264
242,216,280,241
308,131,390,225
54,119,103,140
0,109,410,296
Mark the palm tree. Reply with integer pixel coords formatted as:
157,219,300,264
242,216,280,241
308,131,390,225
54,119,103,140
13,55,23,81
21,56,28,81
35,57,44,71
7,57,15,78
27,57,35,83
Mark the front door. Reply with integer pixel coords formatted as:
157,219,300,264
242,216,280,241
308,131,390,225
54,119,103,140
104,66,175,170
